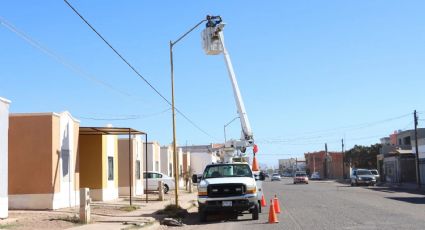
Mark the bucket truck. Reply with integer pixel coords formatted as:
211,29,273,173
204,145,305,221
192,16,265,222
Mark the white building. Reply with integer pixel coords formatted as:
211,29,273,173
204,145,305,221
143,142,161,172
183,144,221,176
160,145,173,177
0,98,10,218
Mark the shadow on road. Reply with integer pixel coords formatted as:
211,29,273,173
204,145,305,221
366,186,425,196
386,197,425,204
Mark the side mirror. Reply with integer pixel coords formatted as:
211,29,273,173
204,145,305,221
192,174,199,184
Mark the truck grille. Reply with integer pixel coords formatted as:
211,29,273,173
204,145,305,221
207,183,246,197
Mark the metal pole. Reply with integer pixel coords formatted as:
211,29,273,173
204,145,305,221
170,41,179,207
342,138,345,179
128,129,132,206
145,134,148,203
168,17,209,207
224,125,226,143
414,110,421,188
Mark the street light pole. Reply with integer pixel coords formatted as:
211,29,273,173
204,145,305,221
224,116,239,143
169,17,208,207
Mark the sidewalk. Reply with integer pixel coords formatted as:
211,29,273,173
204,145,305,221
68,190,197,230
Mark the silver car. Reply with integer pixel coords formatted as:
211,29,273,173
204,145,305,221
351,169,376,186
271,173,281,181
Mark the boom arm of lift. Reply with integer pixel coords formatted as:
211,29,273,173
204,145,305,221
215,24,254,161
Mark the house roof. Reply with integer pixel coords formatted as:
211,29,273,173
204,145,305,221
79,127,146,135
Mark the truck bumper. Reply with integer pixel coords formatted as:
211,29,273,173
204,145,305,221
198,194,257,212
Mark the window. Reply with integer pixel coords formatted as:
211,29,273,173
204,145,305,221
108,156,114,180
136,160,141,180
404,136,411,145
203,164,253,178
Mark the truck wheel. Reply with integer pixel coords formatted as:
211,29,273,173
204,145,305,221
199,208,207,222
252,203,259,220
258,201,262,213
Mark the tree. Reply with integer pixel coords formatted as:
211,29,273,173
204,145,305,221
344,144,381,169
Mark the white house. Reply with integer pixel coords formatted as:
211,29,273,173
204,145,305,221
160,145,173,177
0,97,10,218
143,142,161,172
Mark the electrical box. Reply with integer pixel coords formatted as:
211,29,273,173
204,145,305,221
202,27,223,55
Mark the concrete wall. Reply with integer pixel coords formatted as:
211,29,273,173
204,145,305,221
118,137,144,196
0,98,10,218
8,112,80,209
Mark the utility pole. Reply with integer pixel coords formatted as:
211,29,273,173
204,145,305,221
342,139,345,179
414,110,421,188
324,143,328,179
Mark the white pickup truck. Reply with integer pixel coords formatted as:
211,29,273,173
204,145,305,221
192,162,265,222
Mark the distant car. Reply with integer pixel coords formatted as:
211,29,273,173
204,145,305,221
293,171,309,184
271,173,281,181
310,172,321,180
351,169,376,186
369,169,380,182
143,171,175,193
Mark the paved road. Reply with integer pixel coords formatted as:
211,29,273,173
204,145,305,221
167,178,425,230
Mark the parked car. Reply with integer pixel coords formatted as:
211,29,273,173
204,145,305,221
271,173,281,181
143,171,175,193
293,171,309,184
350,169,376,186
310,172,321,180
369,169,380,182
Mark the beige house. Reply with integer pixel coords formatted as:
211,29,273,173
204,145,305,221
0,98,10,218
8,112,80,210
143,142,161,172
118,136,144,196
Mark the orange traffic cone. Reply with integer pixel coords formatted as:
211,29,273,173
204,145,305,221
273,194,281,214
268,199,279,223
261,195,267,207
252,156,259,171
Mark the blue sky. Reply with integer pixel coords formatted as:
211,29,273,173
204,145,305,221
1,1,424,167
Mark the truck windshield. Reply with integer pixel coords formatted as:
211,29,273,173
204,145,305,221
203,164,253,178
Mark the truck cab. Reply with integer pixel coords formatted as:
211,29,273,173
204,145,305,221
193,163,262,222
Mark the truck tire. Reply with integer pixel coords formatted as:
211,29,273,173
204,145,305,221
258,201,262,213
252,203,259,220
199,208,207,222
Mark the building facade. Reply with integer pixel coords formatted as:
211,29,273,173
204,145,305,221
143,142,161,172
305,151,344,179
118,136,144,197
160,145,173,177
79,133,118,201
0,98,10,218
8,112,80,209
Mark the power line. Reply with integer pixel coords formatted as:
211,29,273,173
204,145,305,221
260,112,412,143
76,108,171,121
63,0,213,139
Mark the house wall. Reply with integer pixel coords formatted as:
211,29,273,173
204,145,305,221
143,142,161,172
101,135,118,201
160,146,173,176
0,98,10,218
79,135,103,198
8,112,80,209
118,137,144,196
